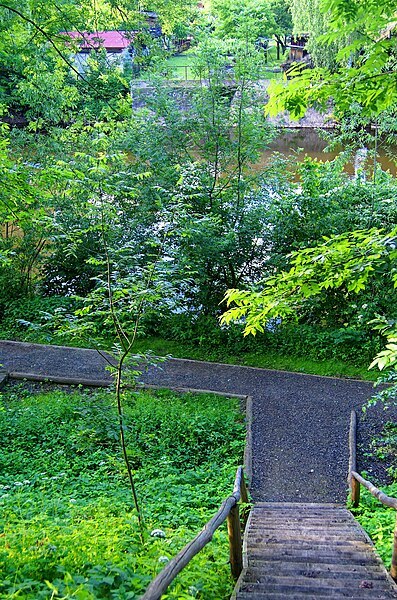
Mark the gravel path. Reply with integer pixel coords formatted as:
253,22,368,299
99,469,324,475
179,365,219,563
0,340,392,504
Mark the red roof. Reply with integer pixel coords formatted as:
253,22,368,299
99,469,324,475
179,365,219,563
62,31,133,51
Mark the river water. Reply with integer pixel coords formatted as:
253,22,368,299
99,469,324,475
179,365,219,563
257,128,397,176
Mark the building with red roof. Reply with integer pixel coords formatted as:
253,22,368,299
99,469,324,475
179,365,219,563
62,31,134,53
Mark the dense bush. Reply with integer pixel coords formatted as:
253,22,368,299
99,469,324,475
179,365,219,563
0,296,80,342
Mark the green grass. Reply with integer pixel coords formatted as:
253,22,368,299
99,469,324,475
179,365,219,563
164,54,197,80
162,48,283,81
0,385,245,599
132,336,379,381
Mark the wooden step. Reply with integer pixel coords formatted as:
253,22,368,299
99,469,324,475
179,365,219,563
236,590,397,599
243,564,388,580
232,503,397,599
238,581,395,598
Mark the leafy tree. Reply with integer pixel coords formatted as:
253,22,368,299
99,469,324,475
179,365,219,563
269,0,292,57
222,227,397,370
209,0,292,58
119,38,277,316
210,0,276,43
141,0,198,37
289,0,345,69
220,0,397,383
268,0,397,118
0,0,198,125
0,131,52,303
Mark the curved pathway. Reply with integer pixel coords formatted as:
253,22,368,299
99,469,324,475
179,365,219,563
0,340,383,503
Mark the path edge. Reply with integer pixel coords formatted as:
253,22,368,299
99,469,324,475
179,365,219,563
1,339,376,384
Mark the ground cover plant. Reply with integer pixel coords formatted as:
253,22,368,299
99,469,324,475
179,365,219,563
352,484,397,568
0,384,246,599
352,416,397,569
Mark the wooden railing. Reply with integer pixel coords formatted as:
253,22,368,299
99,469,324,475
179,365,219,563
140,466,249,600
349,409,397,581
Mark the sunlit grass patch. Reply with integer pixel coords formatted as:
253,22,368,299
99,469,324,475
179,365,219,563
0,386,245,599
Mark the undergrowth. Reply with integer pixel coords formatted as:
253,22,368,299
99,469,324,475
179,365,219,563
352,413,397,569
352,484,397,568
0,385,245,599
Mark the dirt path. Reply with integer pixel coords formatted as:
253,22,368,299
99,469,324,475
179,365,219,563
0,340,385,503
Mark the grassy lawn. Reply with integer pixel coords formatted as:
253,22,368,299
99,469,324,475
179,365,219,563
163,47,283,81
0,385,245,599
164,54,197,80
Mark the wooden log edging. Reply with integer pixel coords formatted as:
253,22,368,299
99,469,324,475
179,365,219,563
8,371,249,400
140,466,246,600
0,370,8,390
9,371,113,388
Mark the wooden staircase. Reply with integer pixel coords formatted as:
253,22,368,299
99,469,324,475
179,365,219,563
232,503,397,599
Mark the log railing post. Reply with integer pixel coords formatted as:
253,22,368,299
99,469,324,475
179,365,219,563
227,503,243,580
351,474,360,508
349,410,360,507
391,513,397,581
240,474,249,505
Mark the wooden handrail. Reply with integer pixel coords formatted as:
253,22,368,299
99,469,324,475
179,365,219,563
349,409,397,580
351,471,397,510
140,466,248,600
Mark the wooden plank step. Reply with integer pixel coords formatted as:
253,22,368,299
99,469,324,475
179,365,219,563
248,537,369,545
233,503,397,599
247,558,383,572
241,572,392,589
243,564,388,580
247,550,381,564
249,515,360,524
253,503,343,508
237,582,396,598
248,533,369,543
249,517,360,524
250,514,360,522
248,545,371,555
236,591,397,600
250,513,357,521
250,523,360,531
248,534,368,550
